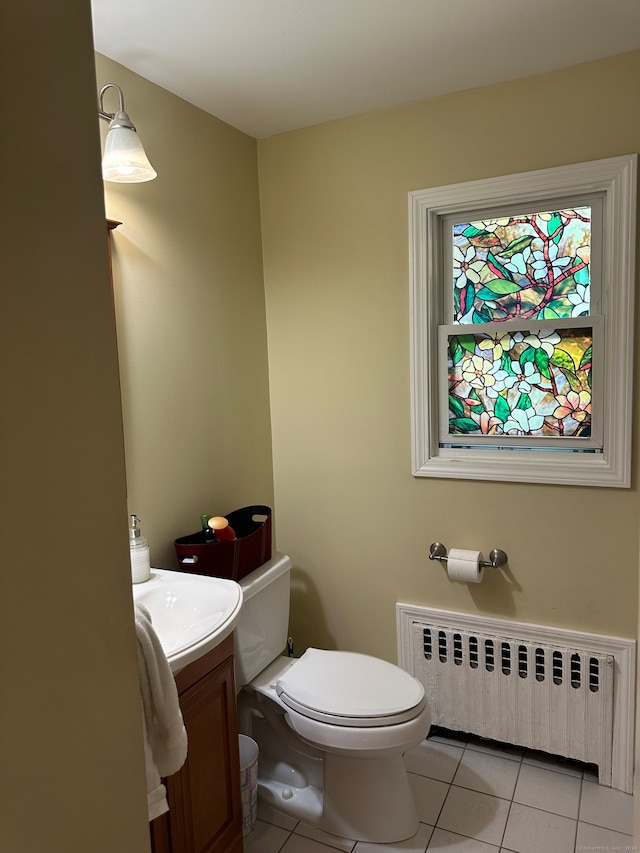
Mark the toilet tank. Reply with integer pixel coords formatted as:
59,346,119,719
234,552,292,686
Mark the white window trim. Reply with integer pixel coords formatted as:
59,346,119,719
409,155,637,487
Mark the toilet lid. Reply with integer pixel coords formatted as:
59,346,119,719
276,648,426,727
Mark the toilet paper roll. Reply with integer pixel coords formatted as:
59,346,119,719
447,548,485,583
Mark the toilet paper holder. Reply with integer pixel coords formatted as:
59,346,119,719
429,542,508,569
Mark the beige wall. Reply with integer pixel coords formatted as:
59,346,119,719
3,3,149,852
95,54,274,567
258,50,640,662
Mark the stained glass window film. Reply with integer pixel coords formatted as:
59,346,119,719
446,327,593,439
452,206,591,325
410,156,636,485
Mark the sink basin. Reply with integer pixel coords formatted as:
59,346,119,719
133,569,243,672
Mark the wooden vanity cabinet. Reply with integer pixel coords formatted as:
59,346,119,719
150,634,244,853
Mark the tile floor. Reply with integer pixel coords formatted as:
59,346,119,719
243,729,635,853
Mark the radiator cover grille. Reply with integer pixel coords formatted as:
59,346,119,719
416,624,613,783
397,604,636,792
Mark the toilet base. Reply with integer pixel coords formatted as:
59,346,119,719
258,751,419,843
238,668,426,844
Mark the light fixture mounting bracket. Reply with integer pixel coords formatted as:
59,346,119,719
98,83,136,131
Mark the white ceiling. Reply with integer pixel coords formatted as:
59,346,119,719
91,0,640,139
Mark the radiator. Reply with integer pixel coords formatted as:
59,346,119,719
396,604,636,793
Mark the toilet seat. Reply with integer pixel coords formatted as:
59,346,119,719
276,648,426,727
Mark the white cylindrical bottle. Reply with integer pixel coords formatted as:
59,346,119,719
130,513,151,583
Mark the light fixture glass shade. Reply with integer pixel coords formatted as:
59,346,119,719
102,125,157,183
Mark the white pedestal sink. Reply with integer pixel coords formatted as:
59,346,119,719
132,568,243,672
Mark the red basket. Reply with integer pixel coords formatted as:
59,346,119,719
174,505,272,581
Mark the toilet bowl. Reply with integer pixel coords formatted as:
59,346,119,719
234,553,431,843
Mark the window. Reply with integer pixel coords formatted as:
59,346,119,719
409,156,637,487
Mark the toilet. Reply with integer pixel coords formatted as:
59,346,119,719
234,552,431,843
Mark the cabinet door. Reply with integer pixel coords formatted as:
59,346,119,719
149,812,171,853
164,655,243,853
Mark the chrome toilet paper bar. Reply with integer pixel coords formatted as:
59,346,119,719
429,542,508,569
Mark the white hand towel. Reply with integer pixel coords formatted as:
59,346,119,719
135,602,188,821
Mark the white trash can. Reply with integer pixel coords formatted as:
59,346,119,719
238,734,259,836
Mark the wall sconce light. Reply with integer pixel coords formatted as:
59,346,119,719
98,83,157,183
